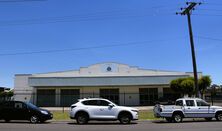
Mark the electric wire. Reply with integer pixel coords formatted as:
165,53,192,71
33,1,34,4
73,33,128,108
0,36,186,56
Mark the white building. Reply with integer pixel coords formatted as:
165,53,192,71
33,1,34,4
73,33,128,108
14,62,201,107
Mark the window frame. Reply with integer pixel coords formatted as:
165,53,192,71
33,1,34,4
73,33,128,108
175,100,183,106
196,100,209,106
185,100,195,107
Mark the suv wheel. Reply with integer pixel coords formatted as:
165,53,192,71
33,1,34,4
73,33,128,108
216,113,222,121
119,114,131,124
76,113,88,124
173,113,183,123
30,116,39,124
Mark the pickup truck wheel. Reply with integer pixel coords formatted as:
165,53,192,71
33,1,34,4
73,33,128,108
76,114,88,124
216,113,222,121
30,116,39,124
205,118,212,121
173,114,183,123
165,117,173,123
119,114,131,124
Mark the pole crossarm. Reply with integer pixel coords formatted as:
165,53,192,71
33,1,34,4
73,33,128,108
176,2,201,15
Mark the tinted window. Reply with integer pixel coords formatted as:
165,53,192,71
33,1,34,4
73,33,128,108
4,101,14,108
26,102,38,109
186,100,195,106
175,100,183,106
15,102,26,109
98,100,110,106
82,100,98,106
196,100,209,106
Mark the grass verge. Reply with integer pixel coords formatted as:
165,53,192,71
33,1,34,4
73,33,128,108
52,110,160,121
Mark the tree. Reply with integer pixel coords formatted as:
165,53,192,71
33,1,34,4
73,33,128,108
198,76,212,98
180,79,195,97
0,90,14,101
170,77,195,97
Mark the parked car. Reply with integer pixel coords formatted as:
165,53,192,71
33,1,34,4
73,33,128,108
0,101,53,123
153,98,222,122
69,98,139,124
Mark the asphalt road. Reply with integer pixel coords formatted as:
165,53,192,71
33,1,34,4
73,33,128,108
0,120,222,131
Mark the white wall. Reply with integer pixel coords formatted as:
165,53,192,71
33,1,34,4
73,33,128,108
14,75,33,102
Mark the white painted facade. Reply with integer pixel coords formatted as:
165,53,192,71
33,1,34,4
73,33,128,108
14,62,201,106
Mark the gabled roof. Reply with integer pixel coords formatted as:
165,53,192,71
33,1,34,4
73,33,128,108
25,62,194,78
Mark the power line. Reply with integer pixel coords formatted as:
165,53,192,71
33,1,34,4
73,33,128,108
0,36,186,57
195,35,222,42
0,14,175,27
0,0,46,2
201,2,222,6
198,9,222,12
0,5,176,26
193,13,222,17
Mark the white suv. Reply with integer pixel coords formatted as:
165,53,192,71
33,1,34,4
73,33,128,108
69,98,139,124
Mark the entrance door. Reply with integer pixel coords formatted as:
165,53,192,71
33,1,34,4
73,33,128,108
37,89,56,107
100,89,119,105
60,89,80,107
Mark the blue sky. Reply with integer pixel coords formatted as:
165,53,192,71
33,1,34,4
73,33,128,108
0,0,221,88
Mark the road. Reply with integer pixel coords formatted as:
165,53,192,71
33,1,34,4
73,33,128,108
0,120,222,131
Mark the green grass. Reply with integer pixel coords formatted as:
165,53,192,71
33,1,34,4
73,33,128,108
139,110,160,120
52,110,160,121
52,111,70,121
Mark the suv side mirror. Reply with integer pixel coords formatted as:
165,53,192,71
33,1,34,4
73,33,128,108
108,104,114,108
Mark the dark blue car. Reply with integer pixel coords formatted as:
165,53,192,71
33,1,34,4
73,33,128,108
0,101,53,123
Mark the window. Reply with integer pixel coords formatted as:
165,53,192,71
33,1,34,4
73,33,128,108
196,100,209,106
185,100,195,106
15,102,23,109
82,100,98,106
3,102,14,108
60,89,80,107
139,88,158,106
176,100,183,106
99,100,110,106
37,89,56,107
100,89,119,105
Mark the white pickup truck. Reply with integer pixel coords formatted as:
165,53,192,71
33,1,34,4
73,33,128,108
153,98,222,122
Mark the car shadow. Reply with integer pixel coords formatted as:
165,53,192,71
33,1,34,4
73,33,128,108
67,122,138,125
152,119,219,124
0,120,52,124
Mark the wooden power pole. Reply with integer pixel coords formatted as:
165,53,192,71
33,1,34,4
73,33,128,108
177,2,201,98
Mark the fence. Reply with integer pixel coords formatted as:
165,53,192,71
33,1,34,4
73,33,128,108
205,92,222,106
11,92,180,107
6,92,222,107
